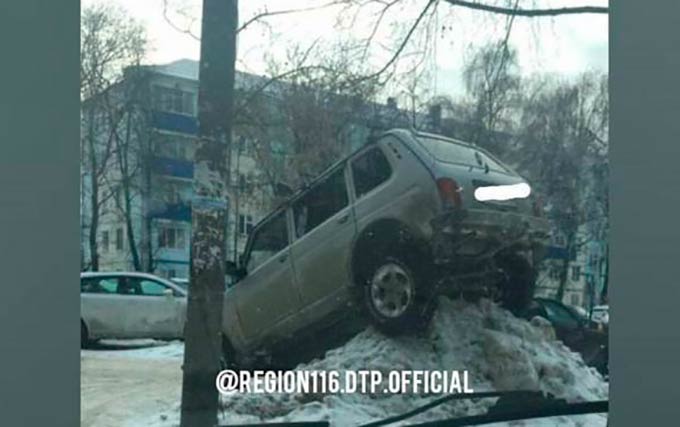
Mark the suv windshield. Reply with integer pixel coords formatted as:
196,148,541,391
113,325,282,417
416,136,508,173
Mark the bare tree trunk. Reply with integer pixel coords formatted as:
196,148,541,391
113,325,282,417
556,257,568,302
119,111,142,271
87,109,100,271
232,140,243,261
122,182,142,271
143,141,155,273
180,1,237,426
556,233,575,301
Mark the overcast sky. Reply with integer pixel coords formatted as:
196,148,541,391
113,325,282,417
82,0,608,99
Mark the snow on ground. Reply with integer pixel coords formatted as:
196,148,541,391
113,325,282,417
128,297,608,427
82,339,184,360
81,339,184,427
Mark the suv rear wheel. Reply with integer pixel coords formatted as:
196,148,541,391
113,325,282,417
362,254,435,335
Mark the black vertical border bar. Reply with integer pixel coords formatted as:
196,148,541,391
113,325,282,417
0,0,80,426
611,0,680,426
1,0,680,426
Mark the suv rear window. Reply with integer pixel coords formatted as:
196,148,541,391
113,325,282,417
416,137,480,166
478,151,510,173
416,136,508,172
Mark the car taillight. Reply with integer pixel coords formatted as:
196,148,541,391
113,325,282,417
436,177,463,209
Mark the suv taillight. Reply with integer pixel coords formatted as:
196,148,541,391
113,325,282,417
436,177,463,209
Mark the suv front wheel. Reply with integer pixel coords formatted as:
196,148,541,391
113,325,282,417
362,255,435,335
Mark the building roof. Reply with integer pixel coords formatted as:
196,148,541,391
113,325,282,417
147,59,278,93
151,58,200,80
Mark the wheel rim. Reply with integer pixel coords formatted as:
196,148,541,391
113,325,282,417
369,262,414,318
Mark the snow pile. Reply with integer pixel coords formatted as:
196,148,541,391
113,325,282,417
215,297,608,426
83,339,184,360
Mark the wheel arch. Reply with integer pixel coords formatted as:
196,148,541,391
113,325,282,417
350,217,430,288
81,317,90,341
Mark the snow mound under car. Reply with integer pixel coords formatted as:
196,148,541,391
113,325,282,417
218,297,608,426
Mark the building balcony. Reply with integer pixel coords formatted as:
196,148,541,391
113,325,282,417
545,246,568,260
151,110,198,135
151,156,193,179
149,202,191,222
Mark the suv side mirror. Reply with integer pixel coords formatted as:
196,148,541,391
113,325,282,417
225,260,246,280
163,288,174,299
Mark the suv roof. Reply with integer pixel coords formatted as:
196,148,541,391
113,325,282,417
243,128,517,247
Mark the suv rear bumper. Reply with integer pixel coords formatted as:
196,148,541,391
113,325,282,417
430,208,550,264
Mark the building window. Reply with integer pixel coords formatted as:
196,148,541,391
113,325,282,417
152,85,195,115
549,267,560,280
158,226,186,250
155,134,194,161
570,293,581,306
239,214,254,236
163,181,184,204
116,228,124,251
571,265,581,281
101,230,109,253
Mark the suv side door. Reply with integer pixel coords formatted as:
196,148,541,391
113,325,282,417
289,165,355,322
231,209,302,347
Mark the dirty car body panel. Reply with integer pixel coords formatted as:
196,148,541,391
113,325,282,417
80,272,187,341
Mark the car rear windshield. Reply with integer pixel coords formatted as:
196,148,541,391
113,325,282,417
416,136,509,173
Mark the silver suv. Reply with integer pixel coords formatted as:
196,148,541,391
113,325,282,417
223,129,549,368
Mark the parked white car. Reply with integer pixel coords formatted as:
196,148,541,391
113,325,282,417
591,305,609,325
80,272,187,347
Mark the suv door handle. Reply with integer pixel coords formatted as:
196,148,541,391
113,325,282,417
337,214,349,225
278,254,288,263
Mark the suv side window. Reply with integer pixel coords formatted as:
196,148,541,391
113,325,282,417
352,146,392,199
293,167,348,238
246,210,289,272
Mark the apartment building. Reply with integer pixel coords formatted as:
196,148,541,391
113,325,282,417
535,227,608,310
81,59,416,278
81,59,275,279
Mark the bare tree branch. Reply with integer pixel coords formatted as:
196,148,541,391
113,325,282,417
349,0,437,84
162,0,200,40
442,0,607,17
237,0,347,33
